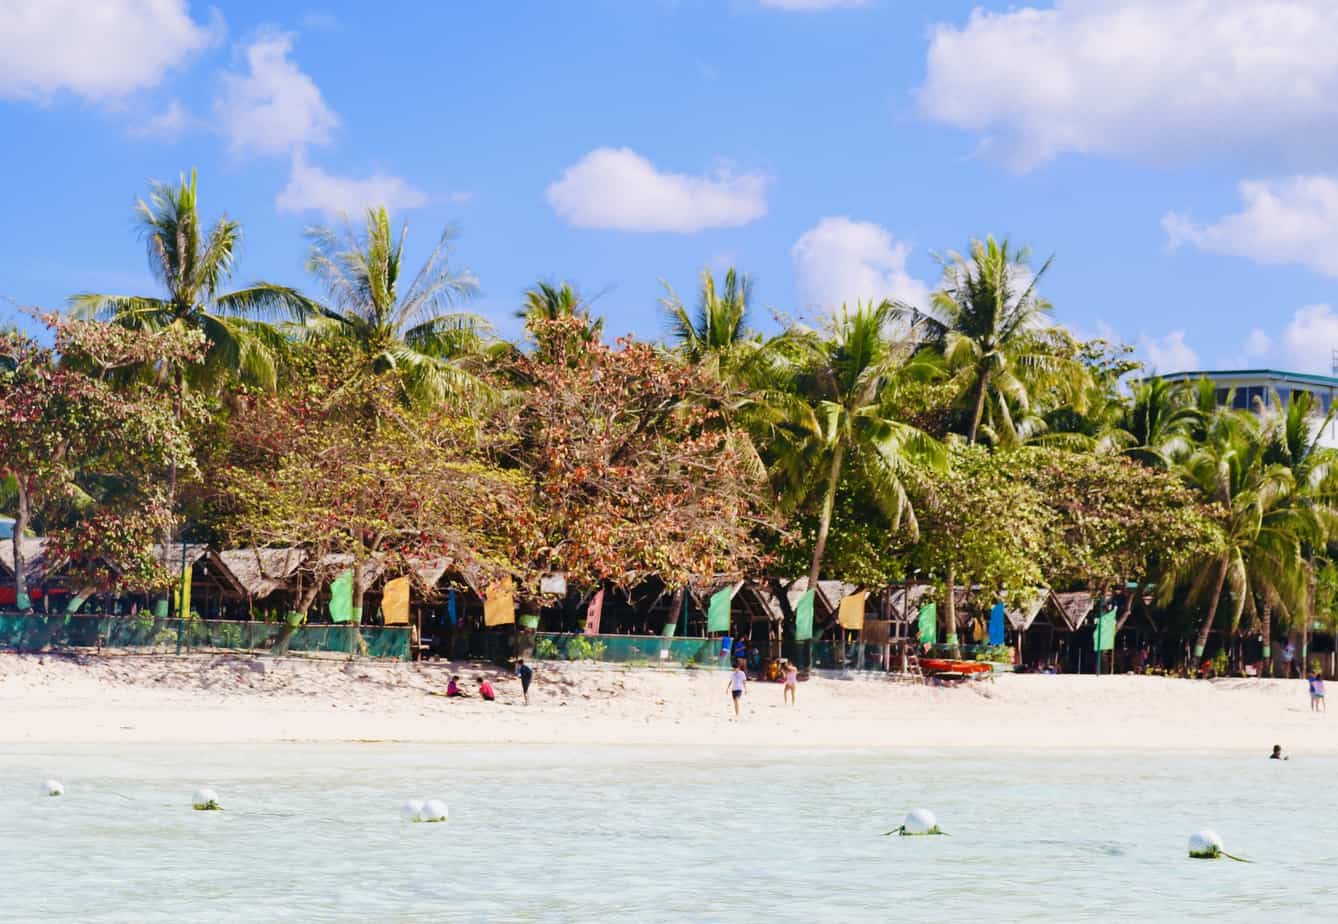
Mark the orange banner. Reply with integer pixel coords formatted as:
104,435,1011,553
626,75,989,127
381,575,411,625
838,590,867,631
484,575,516,627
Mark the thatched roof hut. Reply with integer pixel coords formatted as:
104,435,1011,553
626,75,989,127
212,548,307,599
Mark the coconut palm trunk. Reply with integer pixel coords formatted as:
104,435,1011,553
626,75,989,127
967,368,991,444
11,475,31,612
806,442,846,589
1193,559,1229,660
1260,594,1273,677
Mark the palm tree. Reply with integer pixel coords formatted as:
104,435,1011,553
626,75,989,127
518,281,603,363
1258,389,1338,673
1166,408,1311,661
661,267,785,479
661,268,758,373
71,169,308,392
915,236,1085,444
1117,377,1201,468
768,300,945,589
71,169,308,573
302,207,490,407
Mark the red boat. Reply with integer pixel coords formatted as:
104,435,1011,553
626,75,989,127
919,658,993,676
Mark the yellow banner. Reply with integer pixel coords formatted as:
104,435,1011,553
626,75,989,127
838,590,867,630
484,575,515,626
382,575,411,625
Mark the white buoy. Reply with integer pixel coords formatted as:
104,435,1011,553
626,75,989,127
1188,830,1224,859
43,779,64,797
902,808,939,836
401,799,425,822
1188,829,1249,861
420,799,448,823
192,787,222,811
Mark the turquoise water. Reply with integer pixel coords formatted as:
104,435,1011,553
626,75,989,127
2,744,1332,921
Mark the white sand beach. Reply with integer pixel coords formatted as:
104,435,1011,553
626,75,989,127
1,653,1329,753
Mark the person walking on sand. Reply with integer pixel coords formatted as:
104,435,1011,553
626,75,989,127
515,658,533,705
1309,671,1326,712
727,661,747,718
783,659,798,705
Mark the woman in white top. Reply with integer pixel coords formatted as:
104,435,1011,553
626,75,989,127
727,662,747,717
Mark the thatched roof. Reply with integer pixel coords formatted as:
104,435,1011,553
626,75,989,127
0,537,47,581
1006,593,1048,631
737,581,786,622
1049,591,1094,631
214,548,306,598
888,583,933,623
152,543,210,570
320,554,385,591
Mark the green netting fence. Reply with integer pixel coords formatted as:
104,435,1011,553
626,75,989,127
531,632,731,669
0,613,410,661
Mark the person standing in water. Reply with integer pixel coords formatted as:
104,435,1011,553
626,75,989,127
727,660,747,718
783,659,798,705
515,658,533,705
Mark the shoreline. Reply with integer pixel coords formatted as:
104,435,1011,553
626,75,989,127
1,652,1329,753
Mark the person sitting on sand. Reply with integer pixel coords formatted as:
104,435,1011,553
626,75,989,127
479,677,496,701
1270,744,1288,760
446,675,468,698
1309,672,1326,712
783,659,798,706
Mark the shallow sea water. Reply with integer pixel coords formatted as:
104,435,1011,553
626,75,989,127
1,743,1332,922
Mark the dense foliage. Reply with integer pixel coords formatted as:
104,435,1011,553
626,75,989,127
3,170,1336,671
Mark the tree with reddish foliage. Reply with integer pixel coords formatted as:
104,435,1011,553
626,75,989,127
0,317,199,609
208,349,530,641
494,316,769,598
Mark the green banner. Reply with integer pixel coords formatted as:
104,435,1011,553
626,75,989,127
793,589,816,641
917,603,937,645
707,587,732,633
1093,607,1116,651
329,570,354,623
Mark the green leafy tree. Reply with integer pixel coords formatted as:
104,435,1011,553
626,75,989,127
0,317,199,610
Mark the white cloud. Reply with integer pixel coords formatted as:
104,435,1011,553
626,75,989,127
1281,304,1338,374
546,147,768,233
759,0,869,9
1138,331,1199,373
1164,175,1338,277
919,1,1338,170
790,217,930,311
129,100,196,141
214,31,338,159
1244,328,1273,357
275,158,429,218
0,0,220,103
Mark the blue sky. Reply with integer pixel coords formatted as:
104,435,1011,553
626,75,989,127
3,0,1338,375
